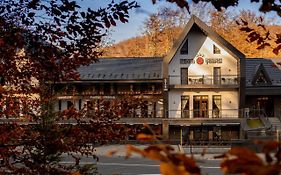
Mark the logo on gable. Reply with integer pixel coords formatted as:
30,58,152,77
196,57,204,65
196,53,205,65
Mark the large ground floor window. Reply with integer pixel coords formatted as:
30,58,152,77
181,96,189,118
193,95,208,118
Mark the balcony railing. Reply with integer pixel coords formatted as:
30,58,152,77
168,109,242,118
56,90,162,97
85,109,164,118
169,75,239,86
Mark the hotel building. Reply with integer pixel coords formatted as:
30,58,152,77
53,16,281,142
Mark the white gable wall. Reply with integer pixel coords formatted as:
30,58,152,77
168,27,240,119
169,29,238,84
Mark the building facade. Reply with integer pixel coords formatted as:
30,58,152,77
53,16,281,143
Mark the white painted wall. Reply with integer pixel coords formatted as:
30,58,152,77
169,29,238,85
167,26,240,119
168,90,239,118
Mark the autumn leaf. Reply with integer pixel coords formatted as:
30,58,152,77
107,150,118,157
259,140,281,153
273,45,281,55
227,147,263,164
136,133,155,141
160,162,189,175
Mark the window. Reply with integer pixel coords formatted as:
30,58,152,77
212,95,221,118
193,95,208,118
181,68,188,85
78,99,82,110
67,101,74,109
104,83,110,95
180,39,188,54
213,44,221,54
181,96,189,118
255,72,268,85
110,84,116,95
58,100,62,111
213,67,221,85
252,63,271,86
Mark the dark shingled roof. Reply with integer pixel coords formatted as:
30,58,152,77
246,58,281,86
78,57,163,81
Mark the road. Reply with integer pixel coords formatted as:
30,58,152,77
97,156,222,175
60,144,224,175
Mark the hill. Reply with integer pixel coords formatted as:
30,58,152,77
102,25,281,58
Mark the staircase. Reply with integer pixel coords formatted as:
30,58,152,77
268,117,281,131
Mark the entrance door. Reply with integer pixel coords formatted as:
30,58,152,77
193,95,208,118
213,67,221,85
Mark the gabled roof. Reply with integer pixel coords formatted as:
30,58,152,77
78,57,163,81
251,63,272,85
163,15,245,65
246,58,281,86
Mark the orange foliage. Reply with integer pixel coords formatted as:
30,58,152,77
125,125,281,175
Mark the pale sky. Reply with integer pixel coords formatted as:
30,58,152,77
79,0,280,44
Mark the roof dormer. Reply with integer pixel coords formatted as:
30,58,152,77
252,63,272,86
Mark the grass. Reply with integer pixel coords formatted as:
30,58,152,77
247,118,264,128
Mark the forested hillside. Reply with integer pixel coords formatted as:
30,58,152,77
102,8,281,58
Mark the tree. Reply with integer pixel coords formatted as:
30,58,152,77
0,0,139,174
155,0,281,55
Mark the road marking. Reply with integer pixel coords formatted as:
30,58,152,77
97,162,159,167
60,161,159,167
200,166,220,169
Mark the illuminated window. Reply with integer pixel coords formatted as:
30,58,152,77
181,96,189,118
212,95,221,118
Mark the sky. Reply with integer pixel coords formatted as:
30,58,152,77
79,0,280,44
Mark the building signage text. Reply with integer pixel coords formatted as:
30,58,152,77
180,53,222,65
180,58,222,65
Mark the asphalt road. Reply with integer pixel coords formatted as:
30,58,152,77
97,156,223,175
60,145,224,175
61,154,223,175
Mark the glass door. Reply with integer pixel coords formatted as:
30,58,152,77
193,95,208,118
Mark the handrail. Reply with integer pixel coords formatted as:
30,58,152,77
169,74,239,85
